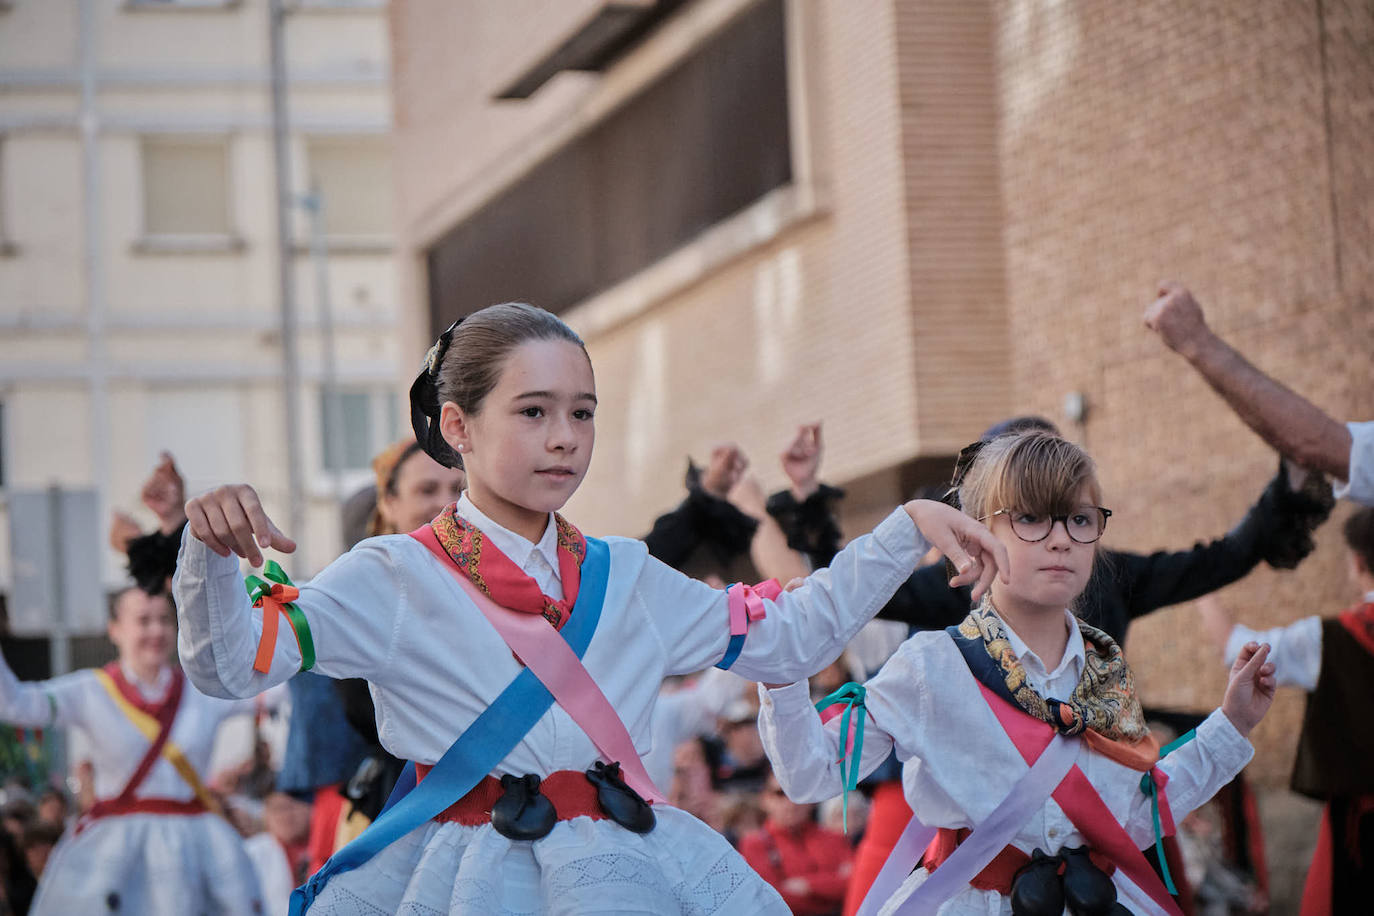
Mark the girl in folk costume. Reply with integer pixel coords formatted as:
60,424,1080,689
0,585,266,914
758,431,1278,916
174,302,1009,915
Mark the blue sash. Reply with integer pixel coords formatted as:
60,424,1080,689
289,536,611,915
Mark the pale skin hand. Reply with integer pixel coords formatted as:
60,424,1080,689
1144,282,1352,479
185,484,297,568
108,511,143,554
780,423,823,501
1220,642,1276,738
142,451,188,534
700,444,749,500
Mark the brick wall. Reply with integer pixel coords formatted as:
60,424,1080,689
992,0,1374,794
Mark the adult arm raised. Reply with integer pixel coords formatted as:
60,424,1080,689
1144,283,1354,482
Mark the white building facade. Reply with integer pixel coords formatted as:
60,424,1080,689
0,0,405,654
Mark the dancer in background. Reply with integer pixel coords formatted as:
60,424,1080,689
0,586,264,914
1197,506,1374,915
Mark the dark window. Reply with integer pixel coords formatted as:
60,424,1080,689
426,0,791,333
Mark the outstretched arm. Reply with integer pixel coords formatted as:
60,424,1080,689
175,484,394,698
1145,283,1352,479
644,500,1007,683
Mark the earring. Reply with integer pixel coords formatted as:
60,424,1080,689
456,444,465,452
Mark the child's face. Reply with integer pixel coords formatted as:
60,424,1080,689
451,338,596,526
987,482,1098,615
107,589,176,674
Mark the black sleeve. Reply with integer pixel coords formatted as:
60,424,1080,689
641,465,758,572
1116,458,1335,620
873,562,974,630
765,483,846,569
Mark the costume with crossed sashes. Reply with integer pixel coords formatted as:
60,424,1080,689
760,599,1256,916
174,493,928,914
0,655,265,914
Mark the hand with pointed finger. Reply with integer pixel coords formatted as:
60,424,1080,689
904,499,1010,603
1220,642,1277,738
184,483,297,568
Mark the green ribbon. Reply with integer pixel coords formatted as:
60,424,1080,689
814,681,867,834
244,560,316,672
1139,727,1196,894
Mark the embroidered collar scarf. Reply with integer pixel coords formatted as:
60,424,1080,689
429,503,587,629
949,598,1150,744
1338,601,1374,657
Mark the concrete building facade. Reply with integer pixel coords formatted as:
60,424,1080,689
0,0,405,654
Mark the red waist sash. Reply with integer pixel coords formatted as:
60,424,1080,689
414,765,651,827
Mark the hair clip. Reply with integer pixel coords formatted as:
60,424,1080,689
949,439,987,491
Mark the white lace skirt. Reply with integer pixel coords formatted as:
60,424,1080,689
31,811,264,915
310,807,789,915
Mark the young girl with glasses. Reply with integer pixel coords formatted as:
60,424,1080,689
759,431,1278,916
174,301,1008,915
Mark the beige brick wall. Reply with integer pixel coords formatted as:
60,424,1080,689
992,0,1374,792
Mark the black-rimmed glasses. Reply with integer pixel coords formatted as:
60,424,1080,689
984,506,1112,544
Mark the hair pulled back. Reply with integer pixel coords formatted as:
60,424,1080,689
1345,507,1374,573
957,431,1102,524
409,302,587,468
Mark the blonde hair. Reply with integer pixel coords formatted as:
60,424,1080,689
957,431,1103,523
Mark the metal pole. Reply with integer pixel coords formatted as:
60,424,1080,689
303,189,345,502
269,0,307,574
46,486,70,680
78,0,112,611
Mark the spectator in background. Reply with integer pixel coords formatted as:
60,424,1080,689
739,770,854,916
19,820,61,879
333,438,466,850
34,790,67,831
1144,282,1374,506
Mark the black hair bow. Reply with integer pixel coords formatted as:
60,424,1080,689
409,318,464,469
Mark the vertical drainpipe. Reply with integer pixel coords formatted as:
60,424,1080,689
269,0,308,575
77,0,107,672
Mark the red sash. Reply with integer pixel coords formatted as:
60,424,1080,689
979,683,1185,916
80,665,193,828
1337,601,1374,658
104,664,184,804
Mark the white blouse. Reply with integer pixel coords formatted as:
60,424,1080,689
1225,590,1374,692
758,615,1254,915
0,660,253,800
174,502,929,774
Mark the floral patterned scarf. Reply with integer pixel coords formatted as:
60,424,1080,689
429,504,587,629
949,598,1150,744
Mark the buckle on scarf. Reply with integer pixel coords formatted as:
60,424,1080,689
490,773,556,841
585,761,655,834
1010,846,1123,916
